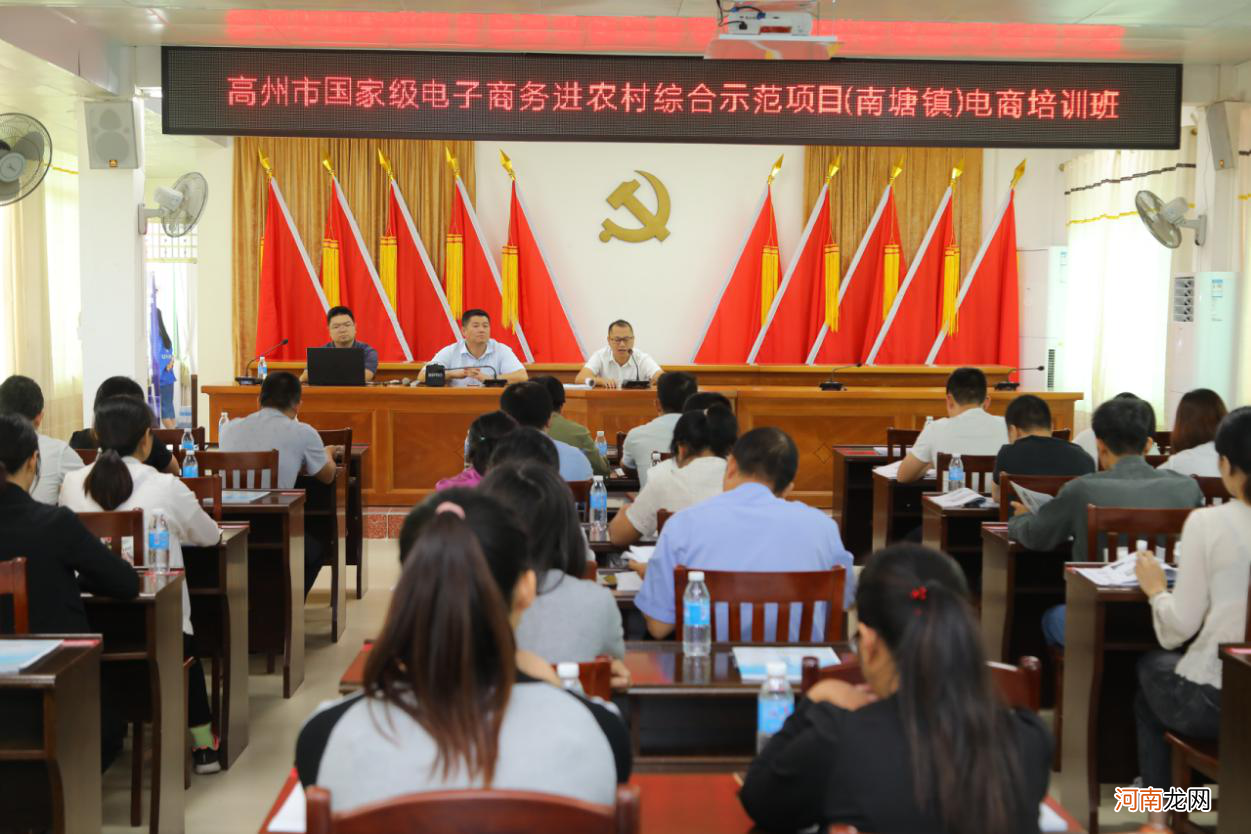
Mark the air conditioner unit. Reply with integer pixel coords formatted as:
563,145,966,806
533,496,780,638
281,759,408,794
1165,272,1239,423
1018,246,1068,392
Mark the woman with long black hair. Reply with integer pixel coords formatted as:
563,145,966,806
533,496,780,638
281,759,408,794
740,544,1052,833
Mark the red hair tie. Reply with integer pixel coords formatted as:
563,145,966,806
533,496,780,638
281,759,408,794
910,586,928,602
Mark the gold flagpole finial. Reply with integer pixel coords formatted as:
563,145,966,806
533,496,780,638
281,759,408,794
1011,159,1027,189
321,156,335,178
499,149,516,181
767,154,784,185
950,159,964,187
888,157,904,185
445,146,461,179
825,156,841,183
377,148,395,181
258,149,273,179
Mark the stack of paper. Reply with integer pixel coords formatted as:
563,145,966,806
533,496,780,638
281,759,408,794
1038,802,1069,832
873,459,936,480
1074,557,1176,588
267,781,306,833
625,545,655,564
929,487,995,509
0,640,62,674
607,572,643,593
732,646,840,682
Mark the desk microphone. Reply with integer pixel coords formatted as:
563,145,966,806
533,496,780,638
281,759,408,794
478,364,508,388
994,365,1045,392
819,362,862,391
622,349,650,389
236,338,288,385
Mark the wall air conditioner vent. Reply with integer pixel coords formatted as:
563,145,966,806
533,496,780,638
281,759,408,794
1172,275,1194,323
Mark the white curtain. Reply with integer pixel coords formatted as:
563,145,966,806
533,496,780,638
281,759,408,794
1062,136,1197,425
1239,109,1251,406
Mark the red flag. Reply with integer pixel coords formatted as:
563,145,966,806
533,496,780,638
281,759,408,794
749,178,836,365
381,175,460,360
501,179,585,362
320,176,412,361
255,175,326,362
864,186,955,364
445,170,532,362
807,184,903,365
926,188,1019,370
692,185,780,364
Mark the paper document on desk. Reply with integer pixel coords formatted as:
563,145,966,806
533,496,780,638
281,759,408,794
0,639,62,674
1074,556,1176,588
873,459,903,478
1010,483,1055,514
267,779,305,832
733,646,839,683
625,545,655,564
222,489,268,504
608,571,643,593
929,487,995,509
1038,801,1068,832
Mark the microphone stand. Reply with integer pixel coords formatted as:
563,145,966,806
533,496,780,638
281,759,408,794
820,363,862,391
236,338,288,385
994,365,1046,392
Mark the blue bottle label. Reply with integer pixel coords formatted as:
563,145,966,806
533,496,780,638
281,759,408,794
148,530,169,551
684,599,710,627
758,697,794,736
591,492,608,511
182,463,198,478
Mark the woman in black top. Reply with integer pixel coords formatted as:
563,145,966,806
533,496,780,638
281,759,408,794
740,544,1052,834
69,376,178,475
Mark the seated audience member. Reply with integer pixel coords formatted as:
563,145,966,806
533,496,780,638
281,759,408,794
575,319,663,389
897,367,1010,484
1072,392,1155,461
300,306,379,383
0,415,139,770
438,410,517,490
992,394,1094,499
535,375,609,476
480,462,627,669
1132,407,1251,808
59,397,225,773
740,544,1051,833
609,405,738,546
418,308,527,387
635,427,854,640
1158,388,1227,477
488,426,560,472
70,376,179,475
1009,397,1203,647
498,382,592,481
219,371,337,489
0,375,84,505
621,370,698,487
297,492,630,812
644,390,736,484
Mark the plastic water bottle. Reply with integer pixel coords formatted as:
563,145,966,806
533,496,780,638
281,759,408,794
589,476,609,540
924,415,934,433
947,454,965,493
651,451,662,468
180,428,194,452
148,511,170,575
257,355,268,380
218,411,229,442
683,570,711,658
594,430,608,459
557,662,584,695
756,660,795,752
182,449,199,478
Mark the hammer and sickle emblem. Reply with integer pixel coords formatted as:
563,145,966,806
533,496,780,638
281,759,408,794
599,170,671,243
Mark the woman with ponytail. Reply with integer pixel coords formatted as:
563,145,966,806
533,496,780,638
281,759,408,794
741,544,1051,833
297,491,630,812
60,396,225,773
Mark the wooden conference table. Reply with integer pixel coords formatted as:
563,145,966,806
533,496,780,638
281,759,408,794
206,384,1079,508
1220,644,1251,833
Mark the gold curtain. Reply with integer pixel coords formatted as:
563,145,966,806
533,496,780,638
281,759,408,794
803,147,983,282
231,137,476,374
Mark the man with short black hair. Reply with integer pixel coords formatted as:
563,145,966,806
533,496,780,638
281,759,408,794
576,320,663,388
896,366,1010,484
300,306,379,382
622,371,698,487
535,376,609,476
992,394,1093,499
635,427,854,640
419,308,527,387
499,381,592,481
0,375,84,505
489,427,560,471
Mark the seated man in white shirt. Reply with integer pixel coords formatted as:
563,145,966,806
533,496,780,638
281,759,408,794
418,308,528,387
0,375,84,505
575,320,662,388
621,371,698,488
896,366,1010,484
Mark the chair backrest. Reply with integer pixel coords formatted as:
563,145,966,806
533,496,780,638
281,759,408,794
657,451,674,462
567,479,591,521
78,449,98,464
0,557,29,634
317,428,352,456
801,655,1041,711
549,656,612,700
198,449,280,490
935,453,997,493
77,509,146,566
180,476,223,521
673,566,846,642
1151,430,1172,455
885,428,920,460
656,509,673,534
581,559,597,581
305,783,640,834
997,473,1077,521
1051,428,1072,441
1085,505,1194,564
1144,454,1170,468
152,426,206,451
1193,476,1231,506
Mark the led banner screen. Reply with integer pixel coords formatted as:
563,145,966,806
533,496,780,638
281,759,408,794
162,46,1181,149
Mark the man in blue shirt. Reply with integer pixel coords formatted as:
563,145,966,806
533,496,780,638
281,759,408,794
635,427,854,641
300,306,379,382
498,381,593,482
418,308,528,387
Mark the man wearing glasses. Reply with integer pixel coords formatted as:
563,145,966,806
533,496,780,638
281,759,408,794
575,320,663,389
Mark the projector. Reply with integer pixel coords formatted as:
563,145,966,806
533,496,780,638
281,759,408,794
707,1,837,61
722,8,813,36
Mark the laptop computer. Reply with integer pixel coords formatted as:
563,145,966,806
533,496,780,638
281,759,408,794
307,347,366,386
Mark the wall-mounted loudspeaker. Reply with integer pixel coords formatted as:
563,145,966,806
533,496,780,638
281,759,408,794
1203,101,1236,172
84,101,139,169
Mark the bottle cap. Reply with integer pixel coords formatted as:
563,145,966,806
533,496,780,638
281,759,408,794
766,661,788,678
556,662,579,679
688,570,705,582
593,475,604,483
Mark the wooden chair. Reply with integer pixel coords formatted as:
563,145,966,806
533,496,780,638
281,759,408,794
1085,505,1195,565
77,509,146,566
657,451,674,462
298,430,351,642
152,426,206,451
305,783,640,834
180,476,223,522
1151,430,1172,455
656,509,673,534
550,656,613,700
673,565,846,643
935,453,997,493
885,428,920,460
0,557,29,634
567,479,591,522
801,655,1042,711
997,473,1077,521
1145,454,1170,468
1051,428,1072,441
1193,475,1230,506
582,559,597,581
320,430,364,599
78,449,98,464
198,449,280,491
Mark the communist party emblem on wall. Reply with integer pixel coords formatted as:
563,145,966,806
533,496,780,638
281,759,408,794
599,170,671,244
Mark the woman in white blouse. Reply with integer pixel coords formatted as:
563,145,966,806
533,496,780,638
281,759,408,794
609,405,738,547
1158,388,1227,477
60,396,224,773
1134,406,1250,808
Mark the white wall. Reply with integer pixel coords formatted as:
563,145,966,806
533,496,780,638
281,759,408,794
472,141,806,363
193,139,235,422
